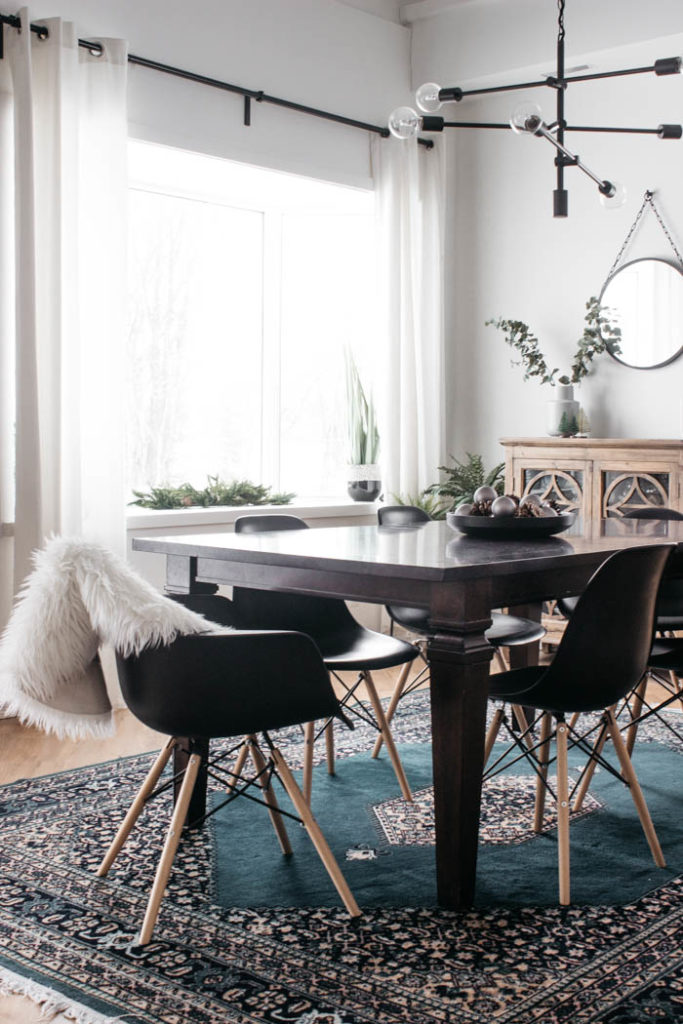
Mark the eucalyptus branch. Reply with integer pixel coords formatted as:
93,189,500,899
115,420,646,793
484,317,559,385
486,297,621,387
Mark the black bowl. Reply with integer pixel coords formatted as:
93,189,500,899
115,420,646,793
446,510,576,539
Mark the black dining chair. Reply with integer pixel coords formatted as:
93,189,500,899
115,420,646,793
376,504,547,760
483,543,672,905
97,628,361,945
558,507,683,764
231,514,418,802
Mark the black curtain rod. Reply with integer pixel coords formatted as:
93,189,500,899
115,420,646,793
0,11,433,149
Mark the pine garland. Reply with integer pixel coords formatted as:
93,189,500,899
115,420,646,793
129,475,295,510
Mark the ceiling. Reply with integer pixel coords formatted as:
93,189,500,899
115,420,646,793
334,0,477,24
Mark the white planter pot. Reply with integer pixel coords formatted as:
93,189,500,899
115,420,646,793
546,384,580,437
347,463,381,502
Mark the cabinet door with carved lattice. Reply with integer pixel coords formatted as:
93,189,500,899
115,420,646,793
599,464,676,517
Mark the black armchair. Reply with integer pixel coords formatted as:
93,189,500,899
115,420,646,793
98,628,360,945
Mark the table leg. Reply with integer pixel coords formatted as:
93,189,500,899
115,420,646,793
507,601,543,669
427,631,493,910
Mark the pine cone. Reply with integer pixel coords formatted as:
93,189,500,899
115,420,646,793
471,499,494,517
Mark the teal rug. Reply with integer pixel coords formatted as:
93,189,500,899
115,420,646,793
212,736,682,910
1,691,683,1024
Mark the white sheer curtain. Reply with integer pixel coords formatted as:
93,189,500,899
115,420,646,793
372,135,446,502
0,9,128,612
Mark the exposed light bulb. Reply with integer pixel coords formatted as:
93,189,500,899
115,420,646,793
599,180,627,209
388,106,421,140
415,82,443,113
509,101,544,135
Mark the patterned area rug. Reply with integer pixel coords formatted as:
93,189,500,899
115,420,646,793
1,693,683,1023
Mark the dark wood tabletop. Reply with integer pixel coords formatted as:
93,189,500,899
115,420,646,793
133,516,683,910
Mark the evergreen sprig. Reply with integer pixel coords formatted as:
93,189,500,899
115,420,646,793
130,475,295,510
486,296,622,387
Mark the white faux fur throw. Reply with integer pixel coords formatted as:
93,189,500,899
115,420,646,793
0,537,217,740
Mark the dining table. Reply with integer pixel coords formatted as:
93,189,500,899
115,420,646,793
133,514,683,910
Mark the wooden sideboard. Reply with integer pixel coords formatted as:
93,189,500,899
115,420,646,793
501,438,683,519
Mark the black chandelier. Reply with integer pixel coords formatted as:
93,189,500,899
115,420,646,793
388,0,682,217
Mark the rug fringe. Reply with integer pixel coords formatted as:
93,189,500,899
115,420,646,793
0,965,126,1023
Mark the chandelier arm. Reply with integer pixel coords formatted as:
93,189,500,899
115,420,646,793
442,121,511,130
443,79,552,101
537,124,608,190
565,64,665,84
439,60,674,104
567,125,658,134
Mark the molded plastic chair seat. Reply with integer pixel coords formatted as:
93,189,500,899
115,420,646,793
388,605,545,647
99,625,360,945
232,514,417,802
312,626,421,670
484,544,673,905
556,508,683,755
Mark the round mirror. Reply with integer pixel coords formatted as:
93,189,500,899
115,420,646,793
600,257,683,369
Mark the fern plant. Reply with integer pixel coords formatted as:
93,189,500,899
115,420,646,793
391,492,450,520
424,453,505,509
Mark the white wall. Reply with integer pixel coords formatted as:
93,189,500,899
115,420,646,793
411,0,683,471
27,0,412,186
20,0,683,475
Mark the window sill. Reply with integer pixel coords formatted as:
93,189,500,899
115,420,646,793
126,497,379,531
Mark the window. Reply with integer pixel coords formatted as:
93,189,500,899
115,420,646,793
126,141,378,501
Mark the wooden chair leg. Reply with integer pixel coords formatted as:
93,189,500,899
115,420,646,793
248,736,292,855
228,739,251,791
533,712,552,833
271,746,361,918
138,751,202,946
512,704,535,752
572,720,608,812
568,712,580,730
371,659,412,758
325,716,335,775
303,721,315,803
555,720,571,906
484,706,505,764
363,671,412,801
97,737,176,878
493,647,508,672
605,709,666,868
671,670,683,714
625,675,648,758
